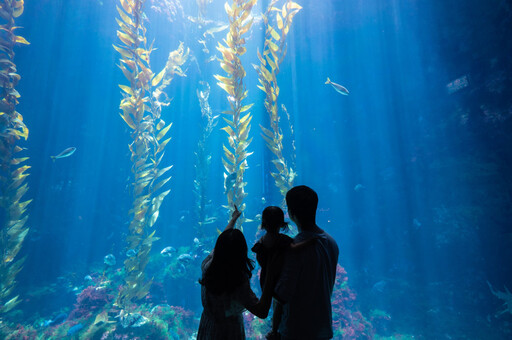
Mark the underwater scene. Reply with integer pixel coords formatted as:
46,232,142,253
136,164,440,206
0,0,511,338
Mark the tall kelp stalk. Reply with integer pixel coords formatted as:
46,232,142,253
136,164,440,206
254,0,301,201
196,0,213,18
194,82,218,239
115,0,189,309
215,0,257,225
0,0,30,316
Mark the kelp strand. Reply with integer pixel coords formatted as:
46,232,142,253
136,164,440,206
0,0,30,315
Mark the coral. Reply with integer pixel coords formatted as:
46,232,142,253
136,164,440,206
244,311,269,339
3,324,37,340
332,264,374,339
68,286,114,320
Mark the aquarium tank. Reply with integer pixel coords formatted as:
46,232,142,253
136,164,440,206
0,0,511,338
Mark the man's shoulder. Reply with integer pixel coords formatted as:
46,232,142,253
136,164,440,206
322,230,338,244
315,230,339,258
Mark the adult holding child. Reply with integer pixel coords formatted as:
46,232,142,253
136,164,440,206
271,185,340,340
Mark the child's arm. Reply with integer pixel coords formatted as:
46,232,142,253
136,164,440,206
224,205,241,231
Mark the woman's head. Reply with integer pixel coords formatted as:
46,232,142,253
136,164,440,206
261,206,288,233
213,228,249,267
200,229,254,294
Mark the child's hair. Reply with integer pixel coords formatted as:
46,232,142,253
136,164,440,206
261,206,288,233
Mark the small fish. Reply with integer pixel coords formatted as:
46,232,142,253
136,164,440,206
126,249,137,257
203,24,229,38
202,216,218,225
49,313,67,326
40,319,52,328
67,323,84,335
354,184,365,192
161,246,176,257
104,254,116,266
224,172,237,194
51,147,76,161
325,77,349,96
446,74,469,94
198,39,209,53
177,253,193,264
371,280,387,293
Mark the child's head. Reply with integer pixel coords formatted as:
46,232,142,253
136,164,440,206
261,206,288,233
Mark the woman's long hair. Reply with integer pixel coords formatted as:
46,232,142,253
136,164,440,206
199,229,254,295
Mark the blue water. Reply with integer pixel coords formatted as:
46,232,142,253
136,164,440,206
1,0,511,338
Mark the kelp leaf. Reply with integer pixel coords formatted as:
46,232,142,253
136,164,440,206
119,84,133,95
120,0,132,14
217,82,235,96
14,35,29,45
156,137,171,154
240,104,253,113
156,123,172,141
152,67,166,87
268,26,280,41
287,2,303,10
223,145,235,163
276,13,284,30
117,31,135,46
260,125,274,139
120,113,136,130
155,165,173,180
221,125,235,137
117,5,134,27
148,211,159,227
152,175,171,193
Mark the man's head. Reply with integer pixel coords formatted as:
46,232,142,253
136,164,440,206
286,185,318,228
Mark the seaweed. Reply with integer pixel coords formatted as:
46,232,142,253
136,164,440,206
254,0,301,201
196,0,213,19
215,0,257,226
114,0,189,309
0,0,30,316
193,81,218,239
150,0,184,23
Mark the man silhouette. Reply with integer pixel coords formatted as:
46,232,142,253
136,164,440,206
273,185,339,340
